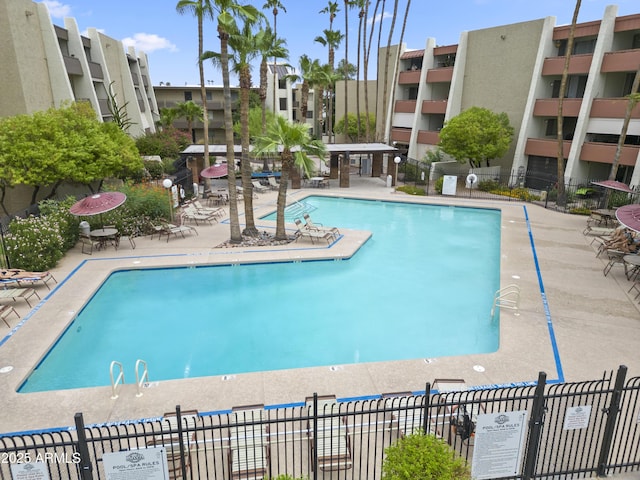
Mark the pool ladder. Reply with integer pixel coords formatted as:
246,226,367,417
491,284,520,317
109,359,149,399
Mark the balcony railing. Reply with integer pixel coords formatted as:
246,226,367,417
394,100,417,113
601,49,640,73
524,138,572,158
421,100,448,115
417,130,440,145
533,98,583,117
590,98,640,119
398,70,421,84
541,54,593,76
580,141,640,165
426,67,453,83
390,127,411,143
88,61,103,79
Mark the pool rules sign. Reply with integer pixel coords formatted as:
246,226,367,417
471,411,528,479
102,447,170,480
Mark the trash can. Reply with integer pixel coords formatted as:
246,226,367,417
386,175,392,188
79,221,90,236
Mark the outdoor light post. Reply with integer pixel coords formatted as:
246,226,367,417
393,156,401,187
162,178,174,222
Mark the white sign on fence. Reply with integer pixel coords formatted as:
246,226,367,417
10,462,50,480
442,175,458,196
471,410,528,480
102,447,169,480
563,405,592,430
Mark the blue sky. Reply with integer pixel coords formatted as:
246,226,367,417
39,0,637,87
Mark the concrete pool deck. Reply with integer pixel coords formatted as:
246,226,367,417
0,176,639,435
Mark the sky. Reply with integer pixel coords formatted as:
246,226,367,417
39,0,638,87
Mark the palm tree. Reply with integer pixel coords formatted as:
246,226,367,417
158,107,179,128
355,0,368,139
364,0,382,141
175,100,204,142
253,116,327,240
386,0,412,143
380,0,398,142
256,26,289,135
176,0,214,191
204,17,264,236
286,55,322,126
211,0,260,244
556,0,581,207
342,0,356,142
262,0,286,113
314,29,344,142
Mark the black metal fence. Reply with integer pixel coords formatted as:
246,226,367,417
1,366,638,480
396,160,640,213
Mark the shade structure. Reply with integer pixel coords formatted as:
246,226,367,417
616,204,640,233
591,180,635,194
69,192,127,216
200,163,228,179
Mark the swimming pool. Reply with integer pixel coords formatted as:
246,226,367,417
19,197,501,392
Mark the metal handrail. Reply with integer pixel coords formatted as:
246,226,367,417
135,359,149,398
490,284,521,316
109,361,124,399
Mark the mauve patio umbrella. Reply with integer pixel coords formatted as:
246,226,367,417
200,163,228,179
591,180,635,194
616,204,640,233
69,192,127,228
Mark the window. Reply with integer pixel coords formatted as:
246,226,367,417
279,98,287,111
278,78,287,89
206,91,213,101
408,87,418,100
306,110,313,119
184,91,192,101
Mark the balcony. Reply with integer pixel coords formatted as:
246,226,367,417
131,72,140,86
63,55,83,76
590,98,640,119
601,49,640,73
417,130,440,145
433,44,457,56
88,61,103,79
421,100,448,115
394,100,417,113
580,142,640,166
533,98,583,117
398,70,421,85
390,128,412,143
525,138,572,158
426,67,453,83
541,54,593,76
98,98,110,115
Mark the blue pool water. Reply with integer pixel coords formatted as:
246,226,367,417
20,197,501,392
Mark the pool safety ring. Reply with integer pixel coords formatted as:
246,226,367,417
466,173,478,185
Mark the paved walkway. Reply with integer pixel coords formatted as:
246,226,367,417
0,176,639,443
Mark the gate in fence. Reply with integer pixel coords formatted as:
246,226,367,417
0,366,639,480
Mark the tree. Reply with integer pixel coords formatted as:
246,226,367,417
354,0,368,139
175,100,203,142
386,0,412,142
438,107,514,168
556,0,581,206
158,107,179,128
211,0,260,244
176,0,214,191
380,0,399,141
253,116,326,240
0,103,142,213
262,0,286,113
205,17,263,236
286,55,320,125
336,58,357,80
335,112,375,142
107,81,136,133
136,127,192,160
609,67,640,181
315,29,344,142
342,0,355,144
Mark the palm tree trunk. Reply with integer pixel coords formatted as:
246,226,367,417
198,11,211,193
381,0,399,143
240,67,258,236
387,0,411,143
272,9,278,113
275,153,293,240
556,0,581,207
609,67,640,181
343,0,349,143
259,58,270,170
363,0,380,141
356,6,364,139
220,27,242,243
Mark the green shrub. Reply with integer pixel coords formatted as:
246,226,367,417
396,185,426,196
569,207,592,215
435,177,444,194
477,179,500,192
144,160,164,180
38,196,80,250
382,432,471,480
5,215,64,271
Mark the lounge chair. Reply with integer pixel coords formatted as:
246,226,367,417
155,217,198,242
251,181,268,194
228,405,269,480
147,410,199,480
294,219,335,245
306,395,352,472
182,205,218,225
0,305,19,327
381,392,439,438
267,176,279,190
0,269,57,290
302,213,340,239
192,200,225,219
0,287,40,307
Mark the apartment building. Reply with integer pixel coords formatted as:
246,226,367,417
266,63,318,134
383,4,640,188
0,0,158,137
